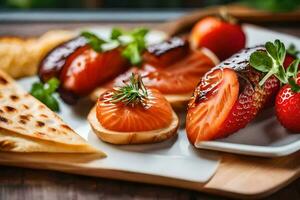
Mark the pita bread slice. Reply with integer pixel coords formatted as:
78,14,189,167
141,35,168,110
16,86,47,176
0,69,105,155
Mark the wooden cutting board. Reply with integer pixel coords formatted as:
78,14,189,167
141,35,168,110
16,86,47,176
0,4,300,199
0,151,299,199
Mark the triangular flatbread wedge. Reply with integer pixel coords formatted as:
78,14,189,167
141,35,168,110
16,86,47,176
0,69,105,155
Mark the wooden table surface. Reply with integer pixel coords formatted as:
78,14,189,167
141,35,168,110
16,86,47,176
0,11,300,200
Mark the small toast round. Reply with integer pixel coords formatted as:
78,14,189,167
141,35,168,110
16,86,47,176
88,106,179,145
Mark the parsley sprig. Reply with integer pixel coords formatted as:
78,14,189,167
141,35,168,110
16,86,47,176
81,27,149,65
81,31,105,52
30,78,60,111
110,73,148,107
250,39,300,92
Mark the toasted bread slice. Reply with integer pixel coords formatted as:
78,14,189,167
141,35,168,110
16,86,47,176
88,106,179,145
0,69,104,155
0,30,75,78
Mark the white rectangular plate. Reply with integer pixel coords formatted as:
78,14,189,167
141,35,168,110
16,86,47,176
17,27,220,183
19,77,220,183
17,25,300,186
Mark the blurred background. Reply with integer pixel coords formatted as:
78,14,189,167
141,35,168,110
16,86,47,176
0,0,299,12
1,0,299,37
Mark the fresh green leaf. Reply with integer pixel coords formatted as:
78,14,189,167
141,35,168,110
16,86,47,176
45,77,60,94
111,28,123,40
131,28,149,38
274,39,286,64
30,78,60,112
43,94,60,112
251,39,300,93
81,27,149,65
274,65,288,84
250,39,294,86
81,31,105,52
286,59,300,78
122,42,141,65
288,78,300,93
265,41,277,60
249,51,273,72
30,85,44,101
131,28,148,50
31,82,44,91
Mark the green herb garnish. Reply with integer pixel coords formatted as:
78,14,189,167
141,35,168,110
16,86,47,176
111,28,123,40
81,31,105,52
250,39,300,92
30,78,60,112
110,73,148,107
81,27,149,65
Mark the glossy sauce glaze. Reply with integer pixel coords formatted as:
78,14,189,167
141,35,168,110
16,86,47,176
39,36,87,82
96,88,173,132
109,37,218,94
60,47,128,95
186,46,280,143
191,46,275,107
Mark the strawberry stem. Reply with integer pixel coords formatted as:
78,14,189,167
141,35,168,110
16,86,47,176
259,69,275,86
219,7,237,24
250,40,300,89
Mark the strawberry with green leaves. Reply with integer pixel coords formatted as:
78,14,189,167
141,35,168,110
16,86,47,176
186,39,299,144
250,39,300,133
186,44,280,144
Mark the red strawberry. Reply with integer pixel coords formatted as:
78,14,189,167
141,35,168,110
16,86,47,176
186,47,279,144
283,53,296,69
275,73,300,132
190,16,246,61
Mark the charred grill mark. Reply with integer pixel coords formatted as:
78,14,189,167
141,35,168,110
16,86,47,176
39,36,87,82
0,140,15,151
36,121,45,127
10,95,19,101
48,127,56,132
0,76,8,85
22,104,29,110
40,114,48,118
19,119,27,124
0,116,8,123
60,124,72,131
19,115,30,121
218,46,265,72
147,37,188,56
4,106,16,112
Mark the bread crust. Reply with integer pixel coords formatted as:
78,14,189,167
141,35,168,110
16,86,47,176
0,30,75,78
88,106,179,145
